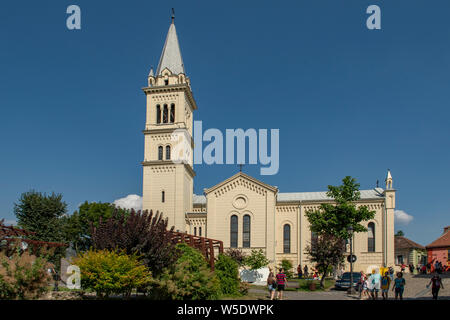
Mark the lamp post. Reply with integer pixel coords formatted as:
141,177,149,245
347,225,356,295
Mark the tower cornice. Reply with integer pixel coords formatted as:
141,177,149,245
142,84,197,110
141,160,196,178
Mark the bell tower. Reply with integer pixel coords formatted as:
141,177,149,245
142,15,196,232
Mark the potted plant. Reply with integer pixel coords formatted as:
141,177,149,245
308,280,316,291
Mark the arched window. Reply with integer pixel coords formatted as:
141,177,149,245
170,104,175,123
163,104,168,123
199,227,202,237
166,145,171,160
161,191,165,203
283,224,291,253
194,227,197,236
158,146,163,160
156,105,161,124
368,222,375,252
230,215,238,248
243,215,251,248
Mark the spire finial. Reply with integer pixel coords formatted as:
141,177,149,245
171,8,175,24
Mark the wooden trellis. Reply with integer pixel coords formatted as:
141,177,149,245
170,231,223,270
0,223,67,251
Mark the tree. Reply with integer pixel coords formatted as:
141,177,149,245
14,191,67,243
395,230,404,237
305,176,376,240
305,234,345,288
62,201,128,252
304,176,376,288
91,209,178,277
244,249,269,270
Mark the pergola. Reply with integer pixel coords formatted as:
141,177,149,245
170,231,223,270
0,223,67,250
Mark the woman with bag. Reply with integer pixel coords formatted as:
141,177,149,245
267,267,276,300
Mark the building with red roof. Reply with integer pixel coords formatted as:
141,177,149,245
426,226,450,270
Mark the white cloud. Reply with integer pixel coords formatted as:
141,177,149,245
394,210,414,225
113,194,142,211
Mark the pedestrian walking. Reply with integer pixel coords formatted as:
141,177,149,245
267,267,276,300
303,265,308,279
368,269,381,300
275,268,288,300
381,271,391,300
357,271,367,300
427,272,444,300
392,272,406,300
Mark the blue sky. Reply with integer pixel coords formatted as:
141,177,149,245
0,1,449,246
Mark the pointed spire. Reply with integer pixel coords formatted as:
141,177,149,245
148,66,154,77
386,169,392,180
156,11,185,76
385,169,393,189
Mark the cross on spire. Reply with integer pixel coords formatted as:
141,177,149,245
239,163,244,172
171,8,175,23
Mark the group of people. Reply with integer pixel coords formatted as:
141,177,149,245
296,264,320,280
357,269,445,300
266,267,288,300
357,269,406,300
401,260,449,275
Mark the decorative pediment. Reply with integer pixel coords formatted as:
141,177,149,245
204,172,278,198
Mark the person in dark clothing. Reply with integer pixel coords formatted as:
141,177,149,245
427,273,444,300
297,264,303,279
303,265,308,278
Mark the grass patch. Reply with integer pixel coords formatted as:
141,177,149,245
296,279,335,292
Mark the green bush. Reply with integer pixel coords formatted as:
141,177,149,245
74,249,152,298
148,243,220,300
279,259,293,278
244,249,269,270
0,248,52,299
215,254,240,296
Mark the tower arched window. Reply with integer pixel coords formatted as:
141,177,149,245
161,191,165,203
194,227,197,236
243,215,251,248
156,105,161,124
368,222,375,252
170,104,175,123
199,227,202,237
230,215,238,248
158,146,163,160
283,224,291,253
163,104,168,123
166,145,171,160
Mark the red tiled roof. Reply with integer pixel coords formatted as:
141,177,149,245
426,228,450,249
395,236,425,250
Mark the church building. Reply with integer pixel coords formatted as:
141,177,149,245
141,17,396,273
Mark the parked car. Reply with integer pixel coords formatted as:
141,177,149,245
334,272,361,290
